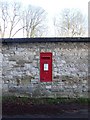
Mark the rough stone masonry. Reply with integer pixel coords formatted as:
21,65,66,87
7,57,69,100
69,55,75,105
1,38,89,98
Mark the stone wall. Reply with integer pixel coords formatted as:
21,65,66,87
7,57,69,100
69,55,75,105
2,42,89,98
0,43,2,97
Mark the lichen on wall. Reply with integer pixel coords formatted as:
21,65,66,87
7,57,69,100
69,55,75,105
2,42,88,98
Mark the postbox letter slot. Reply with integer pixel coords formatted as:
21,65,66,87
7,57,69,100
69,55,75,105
42,56,50,59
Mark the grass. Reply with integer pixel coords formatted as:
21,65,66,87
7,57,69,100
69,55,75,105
2,96,90,105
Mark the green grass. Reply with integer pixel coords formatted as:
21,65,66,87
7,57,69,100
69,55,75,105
2,96,90,105
75,97,90,104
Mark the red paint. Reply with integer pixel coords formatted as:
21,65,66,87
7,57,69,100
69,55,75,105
40,52,52,82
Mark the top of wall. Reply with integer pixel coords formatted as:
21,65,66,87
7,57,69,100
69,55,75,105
1,37,90,44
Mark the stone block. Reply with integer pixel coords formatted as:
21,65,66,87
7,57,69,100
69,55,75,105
31,79,39,83
3,84,8,92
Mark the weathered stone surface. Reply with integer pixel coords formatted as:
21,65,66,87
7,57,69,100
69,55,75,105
2,42,89,98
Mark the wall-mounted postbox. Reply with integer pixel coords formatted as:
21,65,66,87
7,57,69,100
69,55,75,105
40,52,52,82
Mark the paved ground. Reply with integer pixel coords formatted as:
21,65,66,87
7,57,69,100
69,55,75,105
2,109,89,120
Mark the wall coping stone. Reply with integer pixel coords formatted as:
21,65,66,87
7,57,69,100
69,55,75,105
1,37,90,44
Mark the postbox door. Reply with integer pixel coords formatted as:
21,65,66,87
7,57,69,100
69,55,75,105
40,52,52,82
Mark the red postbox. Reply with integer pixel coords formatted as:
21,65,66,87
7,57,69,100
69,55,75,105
40,52,52,82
